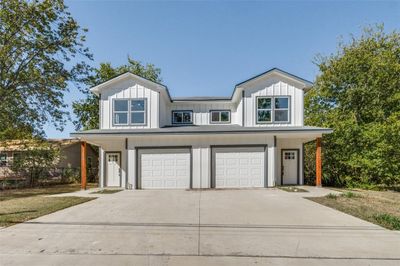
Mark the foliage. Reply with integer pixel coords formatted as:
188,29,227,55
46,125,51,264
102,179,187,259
10,140,60,187
0,0,92,139
305,25,400,187
73,57,162,130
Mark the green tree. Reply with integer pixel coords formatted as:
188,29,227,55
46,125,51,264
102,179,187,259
0,0,92,139
10,140,60,187
305,25,400,187
73,57,162,130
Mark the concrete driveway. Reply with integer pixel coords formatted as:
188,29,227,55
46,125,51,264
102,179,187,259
0,188,399,265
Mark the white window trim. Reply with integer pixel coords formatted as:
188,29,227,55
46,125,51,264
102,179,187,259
256,96,273,124
130,99,147,125
256,96,291,124
274,96,290,123
113,99,129,125
172,110,193,124
112,98,147,126
210,110,231,124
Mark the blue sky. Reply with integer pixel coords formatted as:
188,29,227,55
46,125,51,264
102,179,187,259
45,0,400,138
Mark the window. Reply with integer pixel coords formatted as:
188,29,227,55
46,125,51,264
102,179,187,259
0,153,7,167
131,99,146,125
113,99,146,126
113,100,128,125
172,111,193,124
257,97,272,123
274,97,289,122
210,110,230,123
257,96,290,123
284,152,296,160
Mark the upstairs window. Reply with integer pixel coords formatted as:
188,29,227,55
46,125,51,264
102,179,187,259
257,96,290,123
210,110,231,124
113,99,146,126
172,110,193,124
257,97,272,123
113,100,129,125
274,97,289,122
131,99,146,125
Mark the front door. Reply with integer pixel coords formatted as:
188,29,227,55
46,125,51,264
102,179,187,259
282,150,298,185
106,153,120,187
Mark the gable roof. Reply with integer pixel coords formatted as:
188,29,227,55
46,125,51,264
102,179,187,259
234,68,313,88
89,68,313,103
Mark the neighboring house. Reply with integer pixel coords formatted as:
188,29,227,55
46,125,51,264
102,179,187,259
72,68,332,189
0,139,99,179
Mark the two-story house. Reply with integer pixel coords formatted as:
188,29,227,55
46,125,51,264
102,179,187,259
72,68,332,189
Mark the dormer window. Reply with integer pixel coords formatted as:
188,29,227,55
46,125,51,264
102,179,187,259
172,110,193,124
257,96,290,124
131,99,146,125
274,97,289,122
257,97,272,123
113,99,146,126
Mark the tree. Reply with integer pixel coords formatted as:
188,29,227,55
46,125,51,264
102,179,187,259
10,139,60,187
0,0,92,139
73,57,162,130
305,25,400,187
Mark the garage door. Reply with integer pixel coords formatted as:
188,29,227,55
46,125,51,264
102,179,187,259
138,148,191,189
213,147,266,188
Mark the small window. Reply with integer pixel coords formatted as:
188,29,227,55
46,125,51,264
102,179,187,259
172,111,193,124
275,97,289,122
131,99,146,125
0,153,7,167
113,100,129,125
210,110,230,123
284,152,296,160
257,97,272,123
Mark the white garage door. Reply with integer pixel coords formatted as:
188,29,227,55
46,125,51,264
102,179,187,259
139,148,191,189
213,147,266,188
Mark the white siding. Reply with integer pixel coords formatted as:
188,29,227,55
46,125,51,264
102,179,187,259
100,79,160,129
98,73,304,129
241,78,304,127
166,102,235,125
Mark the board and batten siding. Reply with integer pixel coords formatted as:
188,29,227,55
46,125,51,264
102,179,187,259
166,102,237,126
241,79,304,127
100,80,160,129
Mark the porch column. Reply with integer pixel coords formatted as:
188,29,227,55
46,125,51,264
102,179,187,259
81,141,87,190
316,137,322,187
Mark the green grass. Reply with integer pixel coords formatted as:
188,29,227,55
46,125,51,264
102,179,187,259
0,183,97,201
90,189,122,194
0,183,96,227
373,214,400,230
0,196,94,227
279,186,308,192
308,189,400,230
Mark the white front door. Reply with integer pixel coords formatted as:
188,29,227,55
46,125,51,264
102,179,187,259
282,150,298,185
139,148,191,189
106,153,120,187
213,147,265,188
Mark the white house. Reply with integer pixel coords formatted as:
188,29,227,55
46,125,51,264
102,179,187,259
72,68,332,189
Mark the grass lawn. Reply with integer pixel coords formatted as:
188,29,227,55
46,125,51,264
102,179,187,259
90,189,122,194
308,189,400,230
0,184,96,227
279,186,308,192
0,183,96,201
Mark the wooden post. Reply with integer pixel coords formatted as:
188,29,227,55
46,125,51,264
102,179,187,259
81,141,87,190
316,137,322,187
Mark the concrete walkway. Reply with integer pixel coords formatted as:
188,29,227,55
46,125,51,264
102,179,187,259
0,187,399,265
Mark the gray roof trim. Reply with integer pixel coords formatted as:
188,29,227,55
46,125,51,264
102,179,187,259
71,126,332,137
234,68,314,88
89,68,313,104
171,96,232,101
